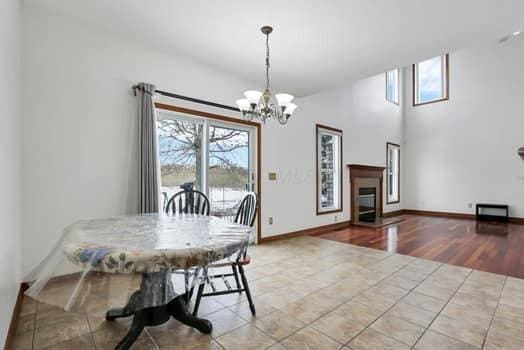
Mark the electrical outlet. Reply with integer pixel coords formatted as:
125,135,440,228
268,217,273,225
334,215,338,222
468,203,473,209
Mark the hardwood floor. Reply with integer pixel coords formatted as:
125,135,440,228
315,214,524,278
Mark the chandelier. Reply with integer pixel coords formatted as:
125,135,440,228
236,26,297,124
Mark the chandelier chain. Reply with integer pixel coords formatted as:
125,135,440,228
265,32,270,90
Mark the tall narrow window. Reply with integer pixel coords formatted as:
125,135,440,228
386,69,399,104
413,54,449,105
386,142,400,204
316,124,343,214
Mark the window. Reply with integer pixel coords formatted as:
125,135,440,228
156,108,257,220
413,54,449,105
316,124,343,214
386,69,399,104
386,142,400,204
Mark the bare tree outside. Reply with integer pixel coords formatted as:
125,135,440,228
157,117,204,189
157,116,250,217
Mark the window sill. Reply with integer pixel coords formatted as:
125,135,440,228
413,96,449,107
386,98,399,105
316,208,343,215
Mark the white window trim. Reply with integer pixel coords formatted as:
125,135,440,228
316,124,343,215
413,54,449,106
386,68,400,105
386,142,400,204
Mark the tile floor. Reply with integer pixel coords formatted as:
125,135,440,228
12,236,524,349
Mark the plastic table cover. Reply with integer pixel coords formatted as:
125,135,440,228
24,214,252,321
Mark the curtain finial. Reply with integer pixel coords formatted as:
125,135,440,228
133,83,155,97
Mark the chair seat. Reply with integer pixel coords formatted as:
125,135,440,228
208,255,251,268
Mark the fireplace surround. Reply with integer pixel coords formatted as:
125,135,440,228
348,164,385,224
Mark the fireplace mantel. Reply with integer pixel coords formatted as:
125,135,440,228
348,164,386,179
348,164,385,224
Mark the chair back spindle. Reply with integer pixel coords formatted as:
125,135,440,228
234,193,257,227
165,189,210,216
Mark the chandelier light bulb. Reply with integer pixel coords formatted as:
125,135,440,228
284,103,297,116
244,90,262,105
275,93,294,108
235,99,250,112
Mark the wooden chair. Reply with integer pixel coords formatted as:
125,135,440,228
234,192,257,227
193,193,257,316
165,189,210,301
165,189,210,216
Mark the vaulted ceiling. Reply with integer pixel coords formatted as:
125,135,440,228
24,0,524,96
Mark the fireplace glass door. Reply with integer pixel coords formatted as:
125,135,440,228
359,187,376,222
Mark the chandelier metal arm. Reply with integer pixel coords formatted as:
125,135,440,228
241,104,290,125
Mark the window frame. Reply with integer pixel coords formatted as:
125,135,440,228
386,142,400,204
156,109,256,198
154,102,262,243
385,68,400,105
316,124,343,215
412,54,449,106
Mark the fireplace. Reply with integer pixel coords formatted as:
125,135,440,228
348,164,385,225
359,187,376,222
348,164,404,228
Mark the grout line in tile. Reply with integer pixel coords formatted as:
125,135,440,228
209,321,247,340
409,268,474,349
480,275,507,349
256,283,368,343
217,320,281,349
271,253,421,347
341,256,450,348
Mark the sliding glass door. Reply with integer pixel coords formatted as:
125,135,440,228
156,110,257,220
208,123,252,219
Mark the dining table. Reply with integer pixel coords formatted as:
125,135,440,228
24,213,253,350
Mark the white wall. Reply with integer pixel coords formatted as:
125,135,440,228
404,36,524,217
0,0,21,344
262,73,404,236
21,4,405,267
21,6,260,274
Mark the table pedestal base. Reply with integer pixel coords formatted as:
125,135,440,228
105,271,212,350
109,295,212,350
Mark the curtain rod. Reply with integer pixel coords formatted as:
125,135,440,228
133,85,240,112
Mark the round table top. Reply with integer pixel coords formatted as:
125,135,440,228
61,213,253,274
